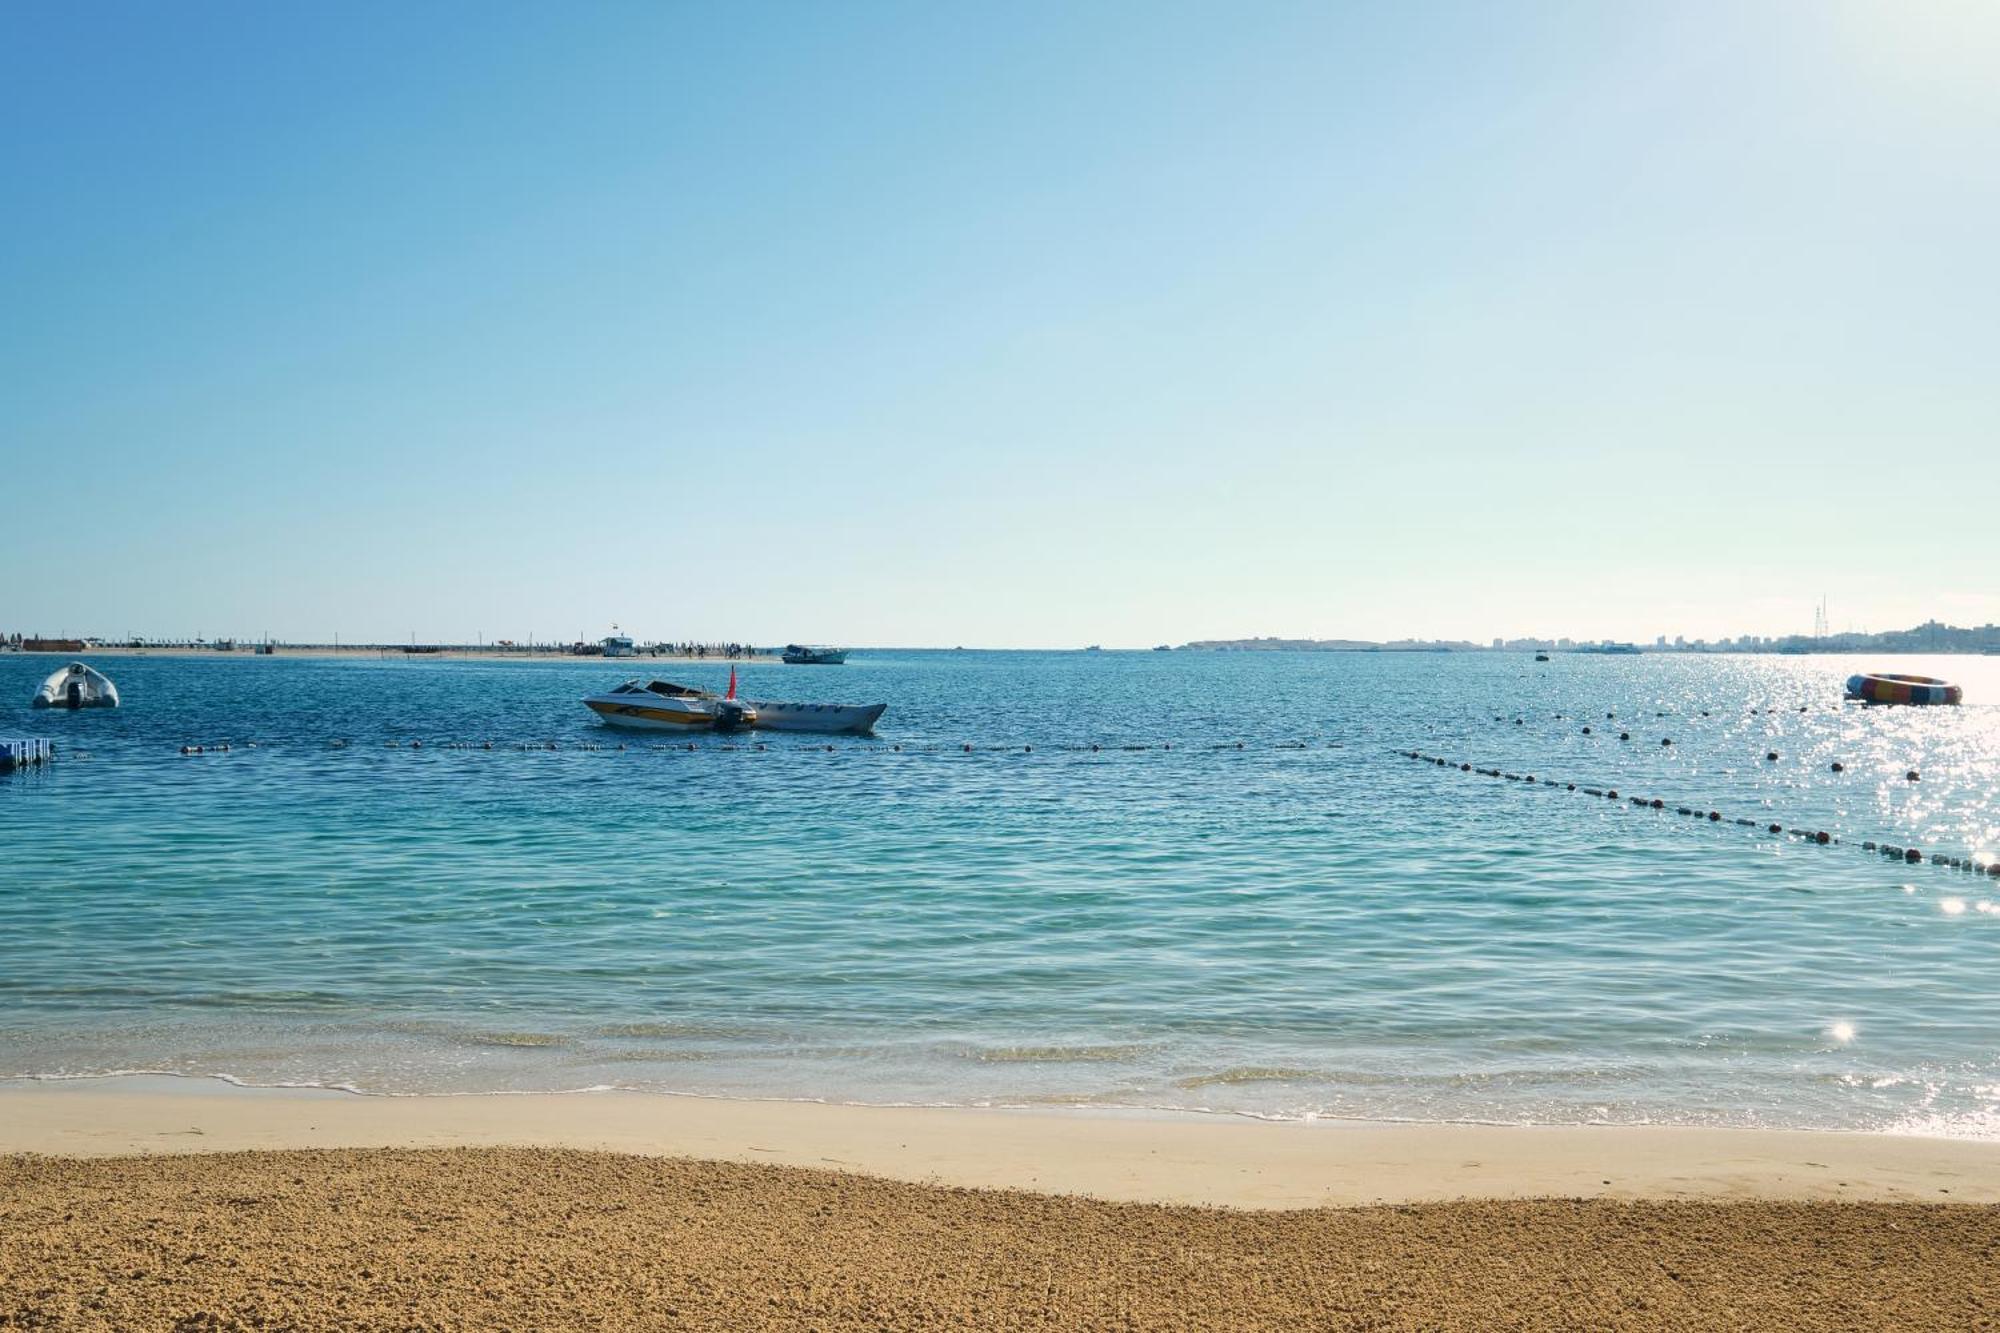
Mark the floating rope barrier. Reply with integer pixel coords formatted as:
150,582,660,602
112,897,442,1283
159,737,1345,757
1399,749,1998,878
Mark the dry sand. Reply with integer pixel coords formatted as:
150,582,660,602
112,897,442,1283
4,1084,2000,1329
6,1147,1999,1331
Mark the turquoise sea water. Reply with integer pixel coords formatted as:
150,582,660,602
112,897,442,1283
4,649,1998,1135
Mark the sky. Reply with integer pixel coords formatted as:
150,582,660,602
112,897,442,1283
2,1,1995,648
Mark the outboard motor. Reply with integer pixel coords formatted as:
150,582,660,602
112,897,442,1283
714,701,748,731
66,678,84,709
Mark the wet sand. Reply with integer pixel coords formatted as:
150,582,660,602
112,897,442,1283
8,1077,2000,1207
6,1147,1998,1331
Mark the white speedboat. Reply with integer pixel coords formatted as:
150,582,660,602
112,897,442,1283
583,680,756,730
32,661,119,709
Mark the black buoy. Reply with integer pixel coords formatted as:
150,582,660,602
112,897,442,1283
1905,848,1923,863
1661,738,1672,746
1606,789,1618,799
1815,831,1830,845
1619,731,1630,740
1582,726,1592,735
1766,751,1778,761
1708,811,1721,821
1651,798,1664,809
1907,770,1920,782
1768,823,1782,834
1830,761,1843,772
1863,841,1877,851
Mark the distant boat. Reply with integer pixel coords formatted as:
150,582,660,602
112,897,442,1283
32,661,119,709
782,645,847,665
1153,644,1172,652
1083,645,1102,653
1534,653,1550,662
583,677,885,734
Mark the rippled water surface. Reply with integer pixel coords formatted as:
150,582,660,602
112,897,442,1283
4,649,1998,1134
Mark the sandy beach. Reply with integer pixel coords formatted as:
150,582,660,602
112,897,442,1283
5,1082,2000,1330
7,1077,2000,1208
26,646,780,664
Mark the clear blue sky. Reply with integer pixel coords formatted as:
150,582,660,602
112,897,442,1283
3,1,1994,647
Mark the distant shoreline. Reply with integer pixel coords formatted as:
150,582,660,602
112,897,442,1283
6,646,781,665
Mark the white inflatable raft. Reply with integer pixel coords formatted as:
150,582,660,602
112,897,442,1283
31,661,120,709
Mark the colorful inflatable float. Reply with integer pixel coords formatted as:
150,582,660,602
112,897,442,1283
1845,673,1962,706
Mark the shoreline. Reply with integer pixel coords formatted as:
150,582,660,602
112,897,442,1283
6,1075,1998,1208
6,646,780,665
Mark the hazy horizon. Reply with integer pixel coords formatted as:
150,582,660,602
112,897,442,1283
5,2,1996,648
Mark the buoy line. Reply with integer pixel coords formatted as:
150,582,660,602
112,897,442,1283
165,738,1350,756
1399,749,1998,878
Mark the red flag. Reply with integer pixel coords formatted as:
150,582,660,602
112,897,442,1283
726,665,737,699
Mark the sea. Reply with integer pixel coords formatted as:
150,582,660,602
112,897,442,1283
3,649,1998,1137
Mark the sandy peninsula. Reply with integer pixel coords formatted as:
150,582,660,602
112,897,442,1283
56,645,780,665
4,1079,1999,1330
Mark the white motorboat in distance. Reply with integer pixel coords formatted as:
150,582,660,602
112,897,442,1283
583,680,756,731
32,661,119,709
781,645,848,665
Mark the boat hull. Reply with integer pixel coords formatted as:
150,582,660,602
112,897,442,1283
583,697,755,730
740,700,886,734
31,662,118,710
